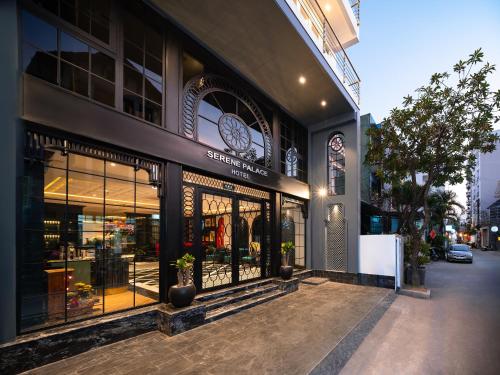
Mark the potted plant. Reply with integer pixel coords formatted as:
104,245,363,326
168,253,196,308
404,241,430,286
280,241,294,280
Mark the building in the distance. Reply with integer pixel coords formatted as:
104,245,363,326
466,129,500,247
359,113,398,234
0,0,370,363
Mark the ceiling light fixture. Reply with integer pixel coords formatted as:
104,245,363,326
298,75,306,85
325,3,331,12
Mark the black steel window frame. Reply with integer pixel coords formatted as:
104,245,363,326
327,132,346,196
279,115,308,182
23,0,114,48
20,4,117,108
19,129,165,334
280,195,308,268
122,7,165,126
20,0,168,127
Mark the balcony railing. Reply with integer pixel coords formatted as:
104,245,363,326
286,0,360,105
349,0,360,25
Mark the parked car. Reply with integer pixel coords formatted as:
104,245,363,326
445,244,473,263
430,246,445,261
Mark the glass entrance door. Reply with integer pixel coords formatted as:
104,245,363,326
238,199,263,283
188,189,266,291
199,192,234,290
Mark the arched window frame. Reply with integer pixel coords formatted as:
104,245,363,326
327,132,345,196
182,74,273,168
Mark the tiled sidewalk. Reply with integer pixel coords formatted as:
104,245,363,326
25,282,391,375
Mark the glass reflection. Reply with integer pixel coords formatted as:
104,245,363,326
21,152,160,332
197,92,266,166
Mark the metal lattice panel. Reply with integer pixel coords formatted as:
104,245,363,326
238,199,262,282
182,74,273,168
183,171,270,200
264,201,272,278
201,193,233,290
325,203,347,271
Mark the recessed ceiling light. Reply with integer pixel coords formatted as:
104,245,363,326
325,3,331,12
298,76,306,85
321,100,327,107
110,162,116,167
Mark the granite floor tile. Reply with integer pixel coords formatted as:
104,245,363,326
23,282,391,375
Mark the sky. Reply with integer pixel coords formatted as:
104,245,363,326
348,0,500,206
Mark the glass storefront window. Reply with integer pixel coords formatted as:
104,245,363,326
281,198,306,268
21,152,160,332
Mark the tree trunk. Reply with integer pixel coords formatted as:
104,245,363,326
410,233,421,286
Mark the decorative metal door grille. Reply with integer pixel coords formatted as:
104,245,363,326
238,200,263,282
183,171,270,200
201,192,233,290
325,203,347,271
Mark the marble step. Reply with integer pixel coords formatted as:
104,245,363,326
205,289,287,323
204,284,279,312
195,279,274,302
301,277,328,286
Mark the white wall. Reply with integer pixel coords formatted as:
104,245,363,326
359,235,402,280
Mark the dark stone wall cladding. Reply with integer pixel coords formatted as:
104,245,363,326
312,270,395,289
0,310,158,374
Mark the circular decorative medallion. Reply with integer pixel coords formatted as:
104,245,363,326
329,135,344,152
218,113,252,153
286,147,298,163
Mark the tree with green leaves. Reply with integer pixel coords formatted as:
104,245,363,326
428,190,464,234
366,49,500,286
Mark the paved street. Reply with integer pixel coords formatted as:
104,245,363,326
341,249,500,375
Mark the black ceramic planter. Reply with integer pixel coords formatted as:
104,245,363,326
280,265,293,280
168,283,196,308
404,266,426,286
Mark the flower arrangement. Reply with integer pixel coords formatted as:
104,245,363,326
67,282,95,310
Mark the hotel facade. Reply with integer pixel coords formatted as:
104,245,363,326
0,0,363,350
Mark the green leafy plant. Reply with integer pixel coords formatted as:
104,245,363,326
174,253,195,286
175,253,195,270
281,241,295,255
281,241,294,267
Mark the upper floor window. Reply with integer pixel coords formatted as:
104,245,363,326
328,133,345,195
122,11,164,126
183,73,273,168
22,10,115,107
280,117,308,182
31,0,111,44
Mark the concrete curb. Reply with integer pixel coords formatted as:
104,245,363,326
398,288,431,299
308,291,398,375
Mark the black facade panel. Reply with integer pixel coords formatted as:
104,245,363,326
22,75,310,199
